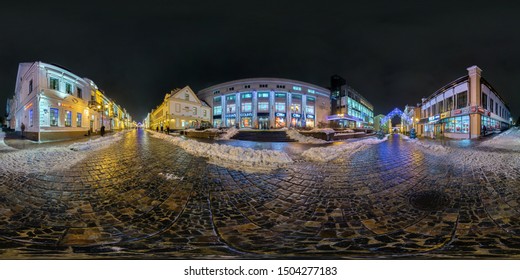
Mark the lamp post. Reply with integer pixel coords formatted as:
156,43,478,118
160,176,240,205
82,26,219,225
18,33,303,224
97,104,102,131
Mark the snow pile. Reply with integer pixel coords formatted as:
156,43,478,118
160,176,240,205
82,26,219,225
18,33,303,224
286,129,328,144
310,128,335,134
401,134,448,153
0,131,127,174
218,127,239,140
0,133,16,152
302,136,388,162
149,130,293,172
68,131,127,151
479,127,520,151
335,132,364,136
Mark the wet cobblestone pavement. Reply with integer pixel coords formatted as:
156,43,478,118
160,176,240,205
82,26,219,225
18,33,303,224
1,129,520,259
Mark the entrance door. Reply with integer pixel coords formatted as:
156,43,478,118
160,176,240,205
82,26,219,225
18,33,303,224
89,120,94,134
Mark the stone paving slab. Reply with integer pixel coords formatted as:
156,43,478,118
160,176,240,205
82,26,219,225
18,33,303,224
0,129,520,259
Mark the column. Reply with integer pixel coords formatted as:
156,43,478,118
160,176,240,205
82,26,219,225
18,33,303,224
468,65,482,139
287,92,291,128
252,90,257,128
269,90,275,129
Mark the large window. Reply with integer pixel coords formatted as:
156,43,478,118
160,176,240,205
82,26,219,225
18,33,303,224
65,110,72,127
226,104,236,113
482,93,488,110
444,115,469,134
29,79,33,94
193,107,197,115
306,106,315,114
49,78,59,91
50,108,59,126
241,103,252,112
29,109,34,127
258,92,269,98
76,113,82,127
456,91,467,109
77,88,82,99
490,99,494,113
446,97,453,111
213,106,222,115
258,102,269,112
65,82,73,94
275,102,285,112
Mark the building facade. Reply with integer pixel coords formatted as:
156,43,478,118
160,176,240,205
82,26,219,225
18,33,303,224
198,78,330,129
329,75,374,129
149,86,211,131
9,61,132,141
417,66,511,139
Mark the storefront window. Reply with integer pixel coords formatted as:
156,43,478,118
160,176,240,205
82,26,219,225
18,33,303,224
240,117,252,128
50,108,59,126
65,110,72,127
76,113,82,127
444,116,469,133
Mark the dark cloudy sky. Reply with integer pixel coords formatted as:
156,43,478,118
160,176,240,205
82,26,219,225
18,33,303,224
1,1,519,122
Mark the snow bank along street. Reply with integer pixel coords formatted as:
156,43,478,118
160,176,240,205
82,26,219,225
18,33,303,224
0,131,128,174
302,135,388,162
149,130,293,172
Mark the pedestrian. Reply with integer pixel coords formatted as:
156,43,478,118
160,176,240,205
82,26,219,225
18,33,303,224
20,122,25,139
156,126,158,132
100,125,105,137
483,125,487,136
160,125,163,133
166,125,169,134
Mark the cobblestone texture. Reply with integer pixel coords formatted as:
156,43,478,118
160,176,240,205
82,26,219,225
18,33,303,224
1,129,520,259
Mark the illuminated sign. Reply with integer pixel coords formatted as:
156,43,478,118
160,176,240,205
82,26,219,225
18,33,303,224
428,115,440,122
440,112,451,119
240,112,252,117
306,114,315,119
292,113,301,118
307,89,315,94
275,113,286,117
226,114,236,118
292,86,301,91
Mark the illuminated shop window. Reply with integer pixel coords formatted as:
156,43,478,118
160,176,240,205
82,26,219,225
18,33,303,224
65,110,72,127
214,106,222,115
77,113,82,127
50,108,59,126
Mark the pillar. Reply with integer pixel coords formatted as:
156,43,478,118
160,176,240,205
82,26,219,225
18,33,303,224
467,65,482,139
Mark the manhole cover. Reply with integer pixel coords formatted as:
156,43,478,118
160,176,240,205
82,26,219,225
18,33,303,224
409,190,450,211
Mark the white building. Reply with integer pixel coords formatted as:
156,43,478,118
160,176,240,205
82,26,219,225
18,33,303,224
10,61,132,141
418,66,511,139
198,78,331,129
149,86,211,131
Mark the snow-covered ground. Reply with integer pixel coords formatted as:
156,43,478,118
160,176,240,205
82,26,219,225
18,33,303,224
0,131,127,174
0,132,16,152
301,135,389,162
285,129,328,144
402,130,520,175
149,130,293,172
479,127,520,151
401,134,449,153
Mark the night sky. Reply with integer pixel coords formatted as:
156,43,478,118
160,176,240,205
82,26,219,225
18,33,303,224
1,1,519,122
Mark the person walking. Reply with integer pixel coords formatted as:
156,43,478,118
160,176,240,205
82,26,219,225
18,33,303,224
20,122,25,139
100,125,105,137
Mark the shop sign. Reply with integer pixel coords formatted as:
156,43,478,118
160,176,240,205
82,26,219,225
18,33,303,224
226,114,236,118
471,106,478,113
477,107,485,113
291,113,301,118
440,112,451,119
275,112,286,117
306,114,315,119
453,109,462,115
428,115,440,122
240,112,252,117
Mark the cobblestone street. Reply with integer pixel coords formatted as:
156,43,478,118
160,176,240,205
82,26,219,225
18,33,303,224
1,129,520,259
